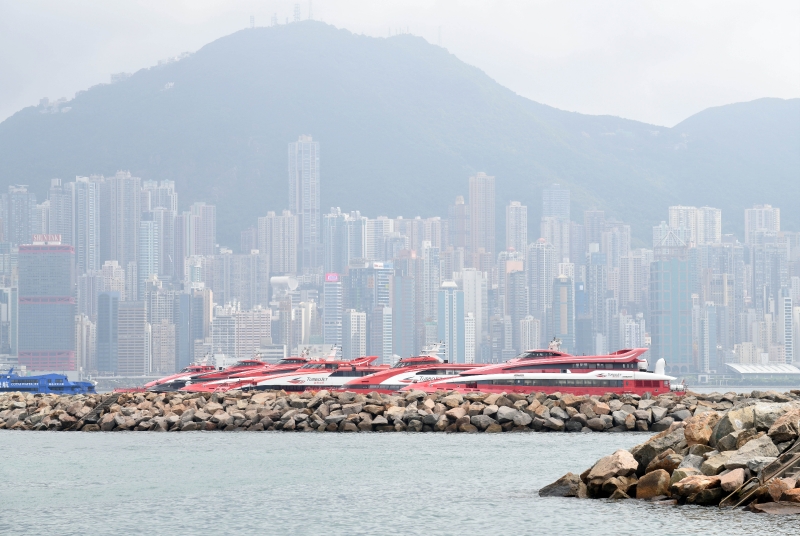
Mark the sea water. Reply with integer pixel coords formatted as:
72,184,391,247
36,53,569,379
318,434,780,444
0,431,794,535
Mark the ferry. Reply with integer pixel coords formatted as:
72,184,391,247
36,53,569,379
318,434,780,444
340,345,481,394
180,356,310,393
144,363,218,392
403,339,681,397
1,368,96,395
251,356,387,392
147,359,267,393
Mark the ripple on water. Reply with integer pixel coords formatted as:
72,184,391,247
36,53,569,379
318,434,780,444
0,431,791,536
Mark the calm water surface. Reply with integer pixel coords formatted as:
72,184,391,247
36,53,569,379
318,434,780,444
0,431,794,535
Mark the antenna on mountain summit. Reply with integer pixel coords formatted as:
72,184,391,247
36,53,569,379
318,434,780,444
294,3,301,22
250,15,254,29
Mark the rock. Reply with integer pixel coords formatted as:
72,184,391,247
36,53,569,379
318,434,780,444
754,403,791,431
544,417,565,431
688,444,715,457
624,414,636,430
549,406,569,421
650,417,674,432
586,418,605,432
683,412,720,446
633,409,651,423
636,469,671,500
712,406,755,445
539,472,587,498
678,454,704,471
768,478,796,502
341,422,359,433
458,423,478,433
485,423,503,433
747,457,777,475
324,414,347,425
496,406,519,423
512,411,532,427
181,422,199,431
81,424,100,432
651,406,668,422
441,394,463,408
768,408,800,443
671,409,692,421
670,467,701,486
716,430,744,452
586,450,639,481
751,501,800,514
726,435,780,469
592,402,610,415
341,403,363,415
687,486,724,505
630,423,686,473
470,414,494,430
646,449,683,475
445,407,467,421
406,419,423,432
719,468,746,492
670,475,721,497
781,488,800,503
700,452,731,475
612,411,628,427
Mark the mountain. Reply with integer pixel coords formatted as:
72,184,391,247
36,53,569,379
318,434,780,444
0,21,797,246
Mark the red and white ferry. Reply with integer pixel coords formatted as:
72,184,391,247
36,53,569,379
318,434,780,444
144,363,218,392
340,345,481,394
404,339,681,397
252,355,388,392
181,356,310,393
148,359,266,393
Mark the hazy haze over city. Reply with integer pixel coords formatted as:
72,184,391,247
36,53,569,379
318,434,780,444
1,0,798,125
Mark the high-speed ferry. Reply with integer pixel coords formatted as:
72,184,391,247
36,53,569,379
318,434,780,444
404,339,680,397
251,356,387,392
180,356,310,393
147,359,266,393
340,346,481,394
144,363,218,392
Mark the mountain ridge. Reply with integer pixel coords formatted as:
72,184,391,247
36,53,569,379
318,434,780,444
0,21,797,246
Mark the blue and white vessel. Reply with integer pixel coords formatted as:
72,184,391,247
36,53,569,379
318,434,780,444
0,368,96,394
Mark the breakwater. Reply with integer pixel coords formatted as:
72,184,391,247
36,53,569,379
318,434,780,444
1,387,799,435
540,392,800,513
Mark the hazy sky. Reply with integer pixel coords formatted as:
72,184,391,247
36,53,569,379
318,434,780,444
1,0,798,126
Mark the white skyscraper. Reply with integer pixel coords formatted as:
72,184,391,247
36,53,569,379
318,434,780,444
744,204,780,244
520,315,540,351
668,205,698,246
506,201,528,254
289,135,321,271
342,309,367,360
464,313,476,364
697,206,722,245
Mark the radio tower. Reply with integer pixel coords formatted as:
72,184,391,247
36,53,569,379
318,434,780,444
294,3,301,22
250,15,254,29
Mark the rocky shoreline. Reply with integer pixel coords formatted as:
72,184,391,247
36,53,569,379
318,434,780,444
540,391,800,514
1,388,799,435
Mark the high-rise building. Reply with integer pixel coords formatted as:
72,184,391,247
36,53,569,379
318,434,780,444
101,260,126,300
138,219,159,299
697,207,722,245
392,271,418,358
506,269,528,352
744,204,780,244
438,280,465,363
289,135,321,271
77,271,104,321
468,173,495,266
48,179,73,245
370,306,393,365
75,314,95,375
668,206,698,247
342,309,367,360
448,196,469,250
190,202,216,256
17,236,75,371
258,210,297,274
461,268,487,354
699,302,718,373
99,171,141,269
0,287,19,357
549,274,575,353
73,176,100,274
541,216,570,263
650,253,693,373
96,291,120,373
520,315,540,351
506,201,528,254
117,301,150,376
584,210,605,245
464,313,476,364
5,185,37,246
149,207,176,281
527,238,557,324
151,319,176,374
323,273,343,346
177,288,213,369
234,307,271,359
543,184,570,222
